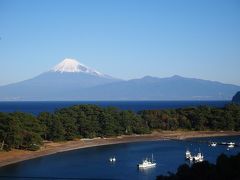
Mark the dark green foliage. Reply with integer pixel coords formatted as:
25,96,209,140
0,112,11,151
49,105,149,139
119,111,135,134
38,112,52,140
140,104,240,131
0,103,240,151
99,111,118,136
0,112,42,151
156,153,240,180
48,115,65,141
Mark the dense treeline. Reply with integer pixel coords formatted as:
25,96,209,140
0,105,149,150
38,105,149,141
141,103,240,131
157,153,240,180
0,103,240,151
0,112,42,151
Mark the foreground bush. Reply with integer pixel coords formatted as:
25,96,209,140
157,153,240,180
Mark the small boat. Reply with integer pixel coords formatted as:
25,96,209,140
228,142,235,146
109,157,116,162
138,154,156,168
221,142,227,145
193,152,204,163
188,149,204,163
185,149,191,159
209,142,217,147
228,144,234,148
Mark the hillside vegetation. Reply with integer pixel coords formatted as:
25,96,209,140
157,153,240,180
0,103,240,151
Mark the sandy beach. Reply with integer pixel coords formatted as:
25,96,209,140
0,130,239,168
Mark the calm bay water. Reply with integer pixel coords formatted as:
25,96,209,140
0,136,239,180
0,101,229,115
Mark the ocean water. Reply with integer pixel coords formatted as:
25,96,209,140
0,136,239,180
0,101,229,115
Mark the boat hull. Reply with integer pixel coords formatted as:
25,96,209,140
138,163,156,168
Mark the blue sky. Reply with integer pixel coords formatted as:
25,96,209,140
0,0,240,85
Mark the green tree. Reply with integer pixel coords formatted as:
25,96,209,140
48,115,65,141
61,116,77,140
0,113,9,150
38,112,52,140
99,112,117,136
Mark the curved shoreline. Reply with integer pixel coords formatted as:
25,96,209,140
0,131,240,168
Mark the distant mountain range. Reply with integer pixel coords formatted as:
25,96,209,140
0,58,239,101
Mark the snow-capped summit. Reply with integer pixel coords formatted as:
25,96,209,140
52,58,104,77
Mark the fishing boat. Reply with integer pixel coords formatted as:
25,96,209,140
193,152,204,162
227,142,235,148
138,154,156,168
188,149,204,163
228,144,234,148
185,149,191,159
209,142,217,147
109,157,116,162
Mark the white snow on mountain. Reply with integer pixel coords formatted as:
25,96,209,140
51,58,105,77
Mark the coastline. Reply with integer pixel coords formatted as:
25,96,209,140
0,130,240,168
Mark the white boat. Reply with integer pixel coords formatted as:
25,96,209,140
228,144,234,148
109,157,116,162
228,142,235,146
138,154,156,168
209,142,217,147
188,150,204,163
193,152,204,162
189,156,193,161
185,149,191,159
221,142,227,145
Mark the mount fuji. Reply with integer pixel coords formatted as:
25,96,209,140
51,58,106,76
0,58,120,100
0,58,239,100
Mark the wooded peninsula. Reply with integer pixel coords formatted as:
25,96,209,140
0,103,240,151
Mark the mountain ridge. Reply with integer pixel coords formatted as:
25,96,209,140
0,59,239,101
75,75,239,101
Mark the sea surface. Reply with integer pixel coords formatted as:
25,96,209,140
0,101,229,115
0,136,239,180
